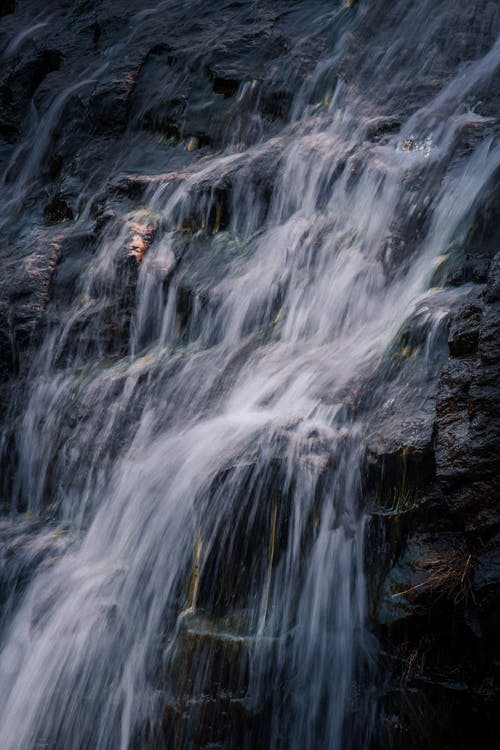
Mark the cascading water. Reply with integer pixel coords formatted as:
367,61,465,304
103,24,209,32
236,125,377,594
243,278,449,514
0,1,499,748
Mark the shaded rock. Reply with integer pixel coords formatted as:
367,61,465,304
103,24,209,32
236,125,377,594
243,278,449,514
129,44,186,139
48,231,96,312
433,170,500,289
211,75,240,99
172,617,249,700
377,533,472,628
366,437,436,509
0,3,498,749
380,678,498,750
434,359,476,485
0,0,16,16
0,518,70,629
448,300,482,358
162,696,255,750
473,530,500,630
0,49,63,143
375,237,500,750
0,238,60,379
88,76,134,134
195,458,293,617
43,194,74,224
485,250,500,303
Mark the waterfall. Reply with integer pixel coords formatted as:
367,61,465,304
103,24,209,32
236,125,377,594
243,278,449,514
0,1,498,748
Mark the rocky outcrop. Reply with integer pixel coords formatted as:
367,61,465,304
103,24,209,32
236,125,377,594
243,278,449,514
371,245,500,749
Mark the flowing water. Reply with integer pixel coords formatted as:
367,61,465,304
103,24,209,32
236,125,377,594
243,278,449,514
0,1,499,748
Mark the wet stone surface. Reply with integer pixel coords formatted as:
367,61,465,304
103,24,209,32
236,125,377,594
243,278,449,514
0,1,498,749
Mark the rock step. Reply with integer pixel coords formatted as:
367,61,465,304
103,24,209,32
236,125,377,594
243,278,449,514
172,619,250,699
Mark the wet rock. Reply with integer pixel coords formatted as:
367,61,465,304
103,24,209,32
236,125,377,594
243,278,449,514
0,238,60,378
433,171,500,289
195,458,293,617
43,194,74,224
435,297,500,495
473,530,500,635
123,208,157,264
158,608,267,750
0,519,70,628
100,213,157,353
172,618,249,699
375,525,499,749
0,0,16,16
485,251,500,303
434,361,472,476
48,231,96,312
460,170,500,282
88,76,134,134
108,165,196,203
174,286,196,342
376,250,500,750
0,2,498,748
366,437,436,509
259,88,294,122
380,678,498,750
0,49,63,143
0,84,16,142
162,695,253,750
377,533,472,627
342,0,500,118
366,116,401,143
129,44,186,139
448,300,482,358
211,75,240,99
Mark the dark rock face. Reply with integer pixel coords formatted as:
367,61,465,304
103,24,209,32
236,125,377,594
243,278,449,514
0,0,331,394
371,248,500,749
0,236,60,382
